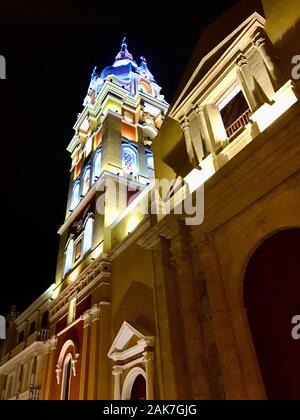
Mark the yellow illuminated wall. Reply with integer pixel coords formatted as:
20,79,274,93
263,0,300,45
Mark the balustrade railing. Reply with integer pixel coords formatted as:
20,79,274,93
226,108,251,139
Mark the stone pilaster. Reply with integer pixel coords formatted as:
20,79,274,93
151,237,189,399
181,117,200,168
96,301,111,400
79,310,92,400
112,366,122,400
143,351,155,400
138,216,193,399
43,335,57,400
251,27,284,92
194,105,216,157
195,233,249,400
235,52,266,111
87,304,100,400
170,222,212,400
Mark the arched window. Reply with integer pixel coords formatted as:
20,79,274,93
84,136,93,158
122,367,147,400
82,168,91,197
93,149,102,180
122,145,138,176
56,340,79,400
61,353,72,400
244,229,300,400
82,217,93,255
146,153,154,179
70,181,80,211
64,238,74,275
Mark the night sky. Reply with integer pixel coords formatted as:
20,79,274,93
0,0,239,314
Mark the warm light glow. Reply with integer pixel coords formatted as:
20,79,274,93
103,164,123,176
105,207,122,227
79,117,89,133
67,296,77,325
52,284,61,300
110,183,152,228
251,81,298,132
184,168,203,193
127,216,141,234
121,121,137,142
82,218,94,255
218,85,241,111
102,98,122,116
69,267,80,282
184,156,216,194
94,128,103,149
91,241,103,260
85,136,93,157
123,111,134,123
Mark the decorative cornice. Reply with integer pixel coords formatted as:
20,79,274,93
0,341,49,374
48,335,58,352
112,365,123,376
80,310,92,328
251,27,267,49
236,52,248,68
49,257,111,322
170,13,266,119
13,284,55,326
89,304,101,322
143,350,155,363
108,321,155,362
180,117,190,130
137,215,182,251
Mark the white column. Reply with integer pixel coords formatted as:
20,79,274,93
112,366,122,400
251,27,284,92
143,351,155,400
235,52,267,111
181,117,199,168
194,105,215,156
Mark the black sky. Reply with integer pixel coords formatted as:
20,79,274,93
0,0,239,314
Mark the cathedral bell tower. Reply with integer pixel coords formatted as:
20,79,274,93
55,37,169,288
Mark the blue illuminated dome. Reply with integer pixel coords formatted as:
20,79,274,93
100,37,138,81
84,37,160,105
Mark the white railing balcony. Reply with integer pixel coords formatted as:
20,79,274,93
26,329,48,346
225,108,251,139
28,386,40,400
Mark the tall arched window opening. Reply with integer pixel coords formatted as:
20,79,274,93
82,217,93,255
93,149,102,181
64,238,74,275
122,144,138,176
82,168,91,197
61,354,72,400
70,181,80,211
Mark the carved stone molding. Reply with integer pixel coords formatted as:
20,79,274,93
142,350,155,364
251,26,284,90
89,304,101,323
180,117,190,131
251,28,267,49
112,365,123,376
80,310,92,328
49,256,111,321
236,53,248,68
55,367,62,385
48,335,58,352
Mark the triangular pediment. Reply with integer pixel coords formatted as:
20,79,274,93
107,321,155,362
171,12,266,115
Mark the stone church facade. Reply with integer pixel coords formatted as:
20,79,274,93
0,0,299,400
